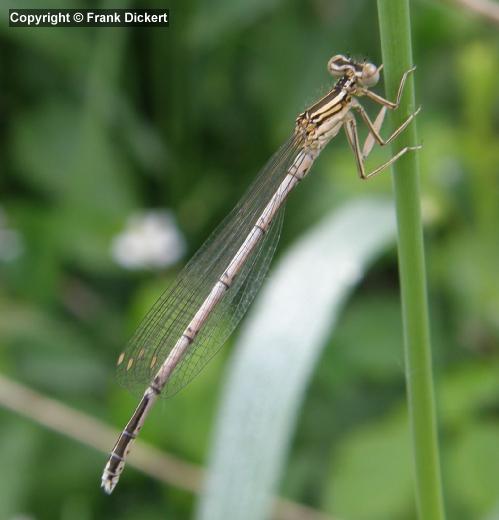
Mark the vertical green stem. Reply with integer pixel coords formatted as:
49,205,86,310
376,2,446,519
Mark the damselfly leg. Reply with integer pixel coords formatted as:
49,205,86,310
345,66,421,179
358,65,417,109
344,112,421,180
352,100,421,156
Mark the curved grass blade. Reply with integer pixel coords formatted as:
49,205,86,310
196,198,397,520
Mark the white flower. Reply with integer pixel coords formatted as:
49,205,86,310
111,210,186,270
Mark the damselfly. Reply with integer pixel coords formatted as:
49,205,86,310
102,54,421,494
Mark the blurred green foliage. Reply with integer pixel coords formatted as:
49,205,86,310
1,0,498,519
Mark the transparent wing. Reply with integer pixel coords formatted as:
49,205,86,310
117,134,304,397
160,205,284,398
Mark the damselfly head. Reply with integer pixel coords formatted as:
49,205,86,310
328,54,381,88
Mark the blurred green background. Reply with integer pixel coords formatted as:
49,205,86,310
1,0,499,519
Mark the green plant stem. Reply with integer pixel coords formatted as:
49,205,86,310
376,2,446,520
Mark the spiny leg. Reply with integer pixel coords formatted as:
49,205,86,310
343,114,421,181
358,66,417,109
351,97,421,157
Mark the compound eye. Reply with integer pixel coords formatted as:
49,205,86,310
361,62,380,87
328,54,353,77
